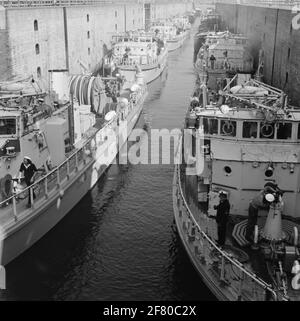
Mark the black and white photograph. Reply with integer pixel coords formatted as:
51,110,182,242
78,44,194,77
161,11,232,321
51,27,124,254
0,0,299,308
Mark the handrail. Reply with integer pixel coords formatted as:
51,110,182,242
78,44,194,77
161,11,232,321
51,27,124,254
0,85,147,214
0,0,137,7
175,135,289,301
0,118,113,210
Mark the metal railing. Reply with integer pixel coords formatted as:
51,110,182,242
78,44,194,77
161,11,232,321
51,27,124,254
0,85,147,229
0,123,113,227
0,0,134,7
174,139,289,300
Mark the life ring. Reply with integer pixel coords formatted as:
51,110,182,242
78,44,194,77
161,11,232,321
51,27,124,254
222,121,235,136
261,124,274,138
0,174,13,201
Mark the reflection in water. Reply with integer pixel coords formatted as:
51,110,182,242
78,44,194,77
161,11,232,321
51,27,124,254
1,24,216,301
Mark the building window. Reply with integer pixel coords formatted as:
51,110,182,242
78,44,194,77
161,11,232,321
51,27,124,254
34,20,38,31
286,72,289,84
35,43,40,55
264,16,267,24
133,19,135,25
88,48,90,55
115,24,118,31
87,14,89,22
37,67,41,78
115,11,117,18
87,31,90,39
288,47,291,60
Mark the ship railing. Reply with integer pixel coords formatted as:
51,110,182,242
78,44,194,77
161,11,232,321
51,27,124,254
0,120,115,227
0,0,135,7
174,151,288,300
0,88,148,226
119,56,157,66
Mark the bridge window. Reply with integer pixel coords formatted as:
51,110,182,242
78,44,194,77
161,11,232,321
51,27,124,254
297,124,300,139
35,43,40,55
0,118,16,135
220,120,236,137
34,20,38,31
277,122,292,139
243,121,258,138
203,118,218,135
260,123,274,139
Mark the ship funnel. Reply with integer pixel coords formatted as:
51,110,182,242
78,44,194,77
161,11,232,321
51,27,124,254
261,196,285,242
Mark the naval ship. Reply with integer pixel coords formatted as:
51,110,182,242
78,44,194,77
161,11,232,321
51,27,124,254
0,68,147,266
173,24,300,300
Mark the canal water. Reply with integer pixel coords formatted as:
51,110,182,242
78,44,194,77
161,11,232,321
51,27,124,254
1,26,216,301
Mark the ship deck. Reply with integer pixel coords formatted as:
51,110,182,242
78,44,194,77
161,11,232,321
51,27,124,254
176,167,300,301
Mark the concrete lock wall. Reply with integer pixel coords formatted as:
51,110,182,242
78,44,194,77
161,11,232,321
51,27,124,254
0,1,192,86
216,3,300,106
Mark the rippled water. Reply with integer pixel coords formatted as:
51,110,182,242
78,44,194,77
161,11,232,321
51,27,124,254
1,25,216,301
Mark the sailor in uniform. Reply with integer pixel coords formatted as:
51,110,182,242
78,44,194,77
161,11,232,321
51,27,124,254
18,156,41,208
214,191,230,247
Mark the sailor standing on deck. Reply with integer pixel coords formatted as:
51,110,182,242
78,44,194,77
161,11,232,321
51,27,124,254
209,54,216,70
18,156,40,208
214,191,230,247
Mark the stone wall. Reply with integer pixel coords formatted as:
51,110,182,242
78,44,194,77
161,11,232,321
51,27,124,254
0,1,192,86
216,3,300,106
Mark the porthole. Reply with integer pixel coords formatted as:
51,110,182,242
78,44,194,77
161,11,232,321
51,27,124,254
224,166,232,175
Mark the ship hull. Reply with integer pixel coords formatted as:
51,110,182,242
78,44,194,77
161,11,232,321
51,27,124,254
167,30,189,52
0,93,146,266
172,167,227,301
117,50,168,84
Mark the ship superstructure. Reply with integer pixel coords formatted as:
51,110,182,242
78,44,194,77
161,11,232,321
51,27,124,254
150,16,190,52
108,31,168,84
0,70,147,266
173,30,300,300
